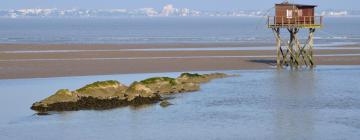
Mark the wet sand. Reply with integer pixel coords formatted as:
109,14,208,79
1,43,360,79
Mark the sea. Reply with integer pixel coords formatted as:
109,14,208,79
0,17,359,45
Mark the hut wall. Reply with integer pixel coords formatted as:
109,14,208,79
275,5,315,25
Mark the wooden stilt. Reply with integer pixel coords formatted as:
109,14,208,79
271,27,316,69
309,28,315,67
272,28,281,67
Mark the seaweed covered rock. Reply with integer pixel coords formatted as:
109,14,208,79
31,89,79,112
31,80,149,112
177,72,230,83
36,89,77,105
136,77,200,95
31,72,232,113
76,80,128,99
126,82,161,105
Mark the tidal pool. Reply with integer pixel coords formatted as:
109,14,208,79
0,66,360,140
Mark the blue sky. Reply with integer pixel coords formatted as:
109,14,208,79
0,0,358,10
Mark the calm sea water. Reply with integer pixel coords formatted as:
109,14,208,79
0,17,359,44
0,66,359,140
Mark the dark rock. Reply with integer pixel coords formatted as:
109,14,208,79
36,112,50,116
160,100,173,107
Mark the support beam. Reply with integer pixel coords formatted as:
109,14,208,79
271,27,316,68
272,28,281,67
309,28,316,67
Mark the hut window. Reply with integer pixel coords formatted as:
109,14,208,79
298,9,303,16
286,10,293,18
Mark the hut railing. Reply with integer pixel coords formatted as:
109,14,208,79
268,16,323,28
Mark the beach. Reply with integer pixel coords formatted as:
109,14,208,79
0,43,360,79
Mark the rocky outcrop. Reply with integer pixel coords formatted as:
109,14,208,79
31,72,233,112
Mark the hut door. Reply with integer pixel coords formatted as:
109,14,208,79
286,10,293,18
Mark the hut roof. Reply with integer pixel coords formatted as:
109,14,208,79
276,2,317,8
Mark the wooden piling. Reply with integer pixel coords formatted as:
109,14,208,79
271,27,317,68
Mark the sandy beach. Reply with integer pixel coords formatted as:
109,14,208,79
1,43,360,79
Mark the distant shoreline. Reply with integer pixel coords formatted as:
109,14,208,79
1,16,360,19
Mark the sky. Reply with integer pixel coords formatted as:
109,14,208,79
0,0,358,10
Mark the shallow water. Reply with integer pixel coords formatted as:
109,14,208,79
0,66,360,140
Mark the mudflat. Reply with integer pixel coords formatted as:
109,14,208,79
0,43,359,79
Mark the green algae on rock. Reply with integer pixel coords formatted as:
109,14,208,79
180,73,205,78
39,89,77,105
75,80,127,98
31,72,233,112
31,81,133,112
177,72,230,83
140,77,177,86
125,81,161,104
138,77,199,95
